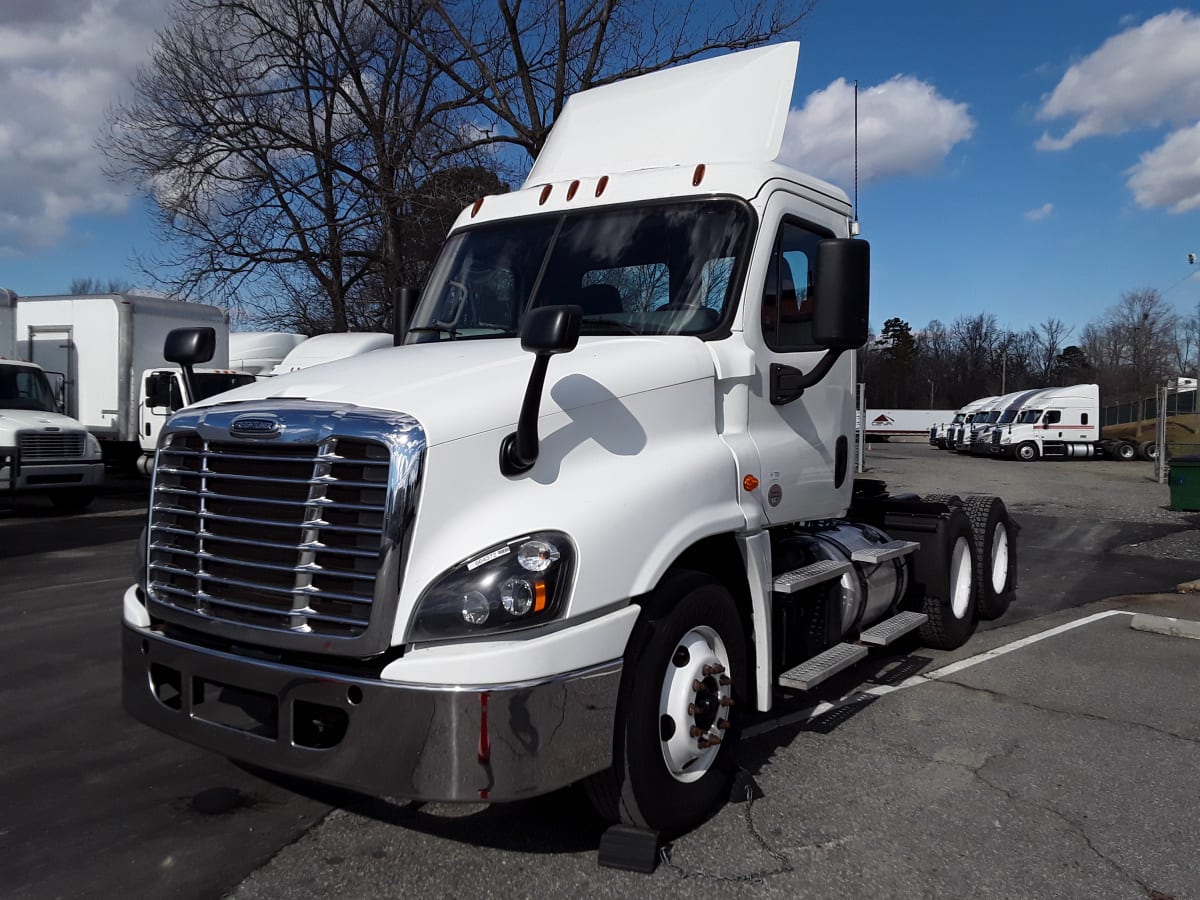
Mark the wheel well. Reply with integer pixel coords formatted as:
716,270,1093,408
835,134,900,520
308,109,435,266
656,534,756,694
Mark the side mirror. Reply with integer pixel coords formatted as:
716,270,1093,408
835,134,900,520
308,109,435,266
521,305,582,355
164,327,216,366
499,305,582,476
812,239,870,349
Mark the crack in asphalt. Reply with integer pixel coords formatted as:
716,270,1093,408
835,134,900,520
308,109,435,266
930,676,1200,748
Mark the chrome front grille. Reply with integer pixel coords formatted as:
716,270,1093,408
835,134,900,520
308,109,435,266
145,402,425,655
19,431,85,460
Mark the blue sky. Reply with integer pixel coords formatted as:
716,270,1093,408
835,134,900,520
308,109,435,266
3,1,1200,337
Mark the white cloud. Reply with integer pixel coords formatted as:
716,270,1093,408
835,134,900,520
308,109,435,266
779,76,975,188
0,0,168,256
1023,202,1054,221
1036,10,1200,151
1126,122,1200,213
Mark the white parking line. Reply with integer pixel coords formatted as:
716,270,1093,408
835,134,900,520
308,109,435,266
745,610,1134,739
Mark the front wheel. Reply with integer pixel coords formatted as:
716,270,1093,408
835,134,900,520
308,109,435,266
1016,442,1039,462
586,570,747,837
49,488,96,513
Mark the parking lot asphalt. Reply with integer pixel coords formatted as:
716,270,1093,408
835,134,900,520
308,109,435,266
2,449,1199,899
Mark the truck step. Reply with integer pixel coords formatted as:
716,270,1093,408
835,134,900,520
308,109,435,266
850,540,921,565
772,559,852,595
858,611,928,646
778,643,867,691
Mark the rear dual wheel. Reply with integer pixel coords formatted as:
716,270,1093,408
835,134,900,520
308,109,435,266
918,509,978,650
962,495,1016,620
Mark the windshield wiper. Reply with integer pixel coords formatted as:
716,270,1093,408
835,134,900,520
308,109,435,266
580,317,639,335
408,323,459,337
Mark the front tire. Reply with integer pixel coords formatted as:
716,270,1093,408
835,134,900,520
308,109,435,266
587,570,747,837
1016,442,1038,462
962,495,1016,620
48,488,96,513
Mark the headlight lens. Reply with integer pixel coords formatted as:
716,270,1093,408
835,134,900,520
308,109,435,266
84,433,102,458
407,532,576,642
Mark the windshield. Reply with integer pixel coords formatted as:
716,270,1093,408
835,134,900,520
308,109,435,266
1017,409,1042,424
952,414,965,424
409,199,753,342
998,409,1020,424
0,364,57,412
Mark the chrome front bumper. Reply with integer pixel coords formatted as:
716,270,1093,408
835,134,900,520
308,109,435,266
122,625,621,802
0,458,103,492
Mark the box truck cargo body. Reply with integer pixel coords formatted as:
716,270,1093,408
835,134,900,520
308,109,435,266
16,294,230,460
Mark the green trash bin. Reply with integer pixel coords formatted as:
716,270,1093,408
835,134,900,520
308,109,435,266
1168,455,1200,511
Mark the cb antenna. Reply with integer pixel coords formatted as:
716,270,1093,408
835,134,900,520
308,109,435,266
851,79,860,236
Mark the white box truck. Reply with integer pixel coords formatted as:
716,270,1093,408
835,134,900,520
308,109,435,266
1,288,104,510
121,45,1017,838
15,293,253,468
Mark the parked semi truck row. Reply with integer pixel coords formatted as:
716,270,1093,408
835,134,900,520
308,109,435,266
121,45,1018,837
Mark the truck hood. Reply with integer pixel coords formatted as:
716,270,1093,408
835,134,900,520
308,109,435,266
0,408,89,434
194,336,718,446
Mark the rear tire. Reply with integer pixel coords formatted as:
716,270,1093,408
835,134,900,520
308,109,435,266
918,511,977,650
586,570,747,837
1139,441,1158,461
1114,441,1137,462
1016,442,1038,462
962,495,1016,620
48,488,95,513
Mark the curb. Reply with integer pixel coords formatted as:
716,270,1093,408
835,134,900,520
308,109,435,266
1129,613,1200,641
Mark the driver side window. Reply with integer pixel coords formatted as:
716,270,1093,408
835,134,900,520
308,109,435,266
762,219,829,351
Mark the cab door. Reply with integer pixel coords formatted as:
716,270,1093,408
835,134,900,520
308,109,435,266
744,190,856,525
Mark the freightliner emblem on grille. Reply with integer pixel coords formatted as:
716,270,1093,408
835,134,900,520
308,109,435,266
230,415,282,437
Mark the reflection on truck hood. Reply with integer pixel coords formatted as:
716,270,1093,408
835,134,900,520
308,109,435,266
0,409,90,433
191,336,718,446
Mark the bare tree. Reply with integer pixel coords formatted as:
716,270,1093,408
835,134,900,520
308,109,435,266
66,277,135,295
104,0,809,330
400,0,813,159
1031,317,1072,383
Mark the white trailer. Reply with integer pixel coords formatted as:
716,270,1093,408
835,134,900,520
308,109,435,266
15,294,239,464
121,45,1017,839
228,331,307,375
861,408,955,439
269,332,392,374
1,288,104,509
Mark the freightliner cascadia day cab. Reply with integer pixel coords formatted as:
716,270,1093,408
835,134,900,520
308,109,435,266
122,45,1018,836
1,289,104,510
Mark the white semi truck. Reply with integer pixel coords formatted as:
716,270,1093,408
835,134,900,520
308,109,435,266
15,293,254,469
268,332,393,375
228,331,307,376
1,288,105,510
968,388,1047,455
992,383,1140,461
943,396,998,451
121,45,1017,837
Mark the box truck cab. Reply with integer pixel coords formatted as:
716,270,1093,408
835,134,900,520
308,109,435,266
1,290,104,509
137,366,258,470
121,45,1017,838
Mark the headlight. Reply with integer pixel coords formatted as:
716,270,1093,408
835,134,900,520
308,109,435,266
407,531,575,642
84,433,102,458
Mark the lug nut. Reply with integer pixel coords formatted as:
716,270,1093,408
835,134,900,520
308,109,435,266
693,679,705,692
719,697,734,708
690,726,703,738
701,663,726,676
718,720,732,730
688,703,697,716
718,675,731,686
